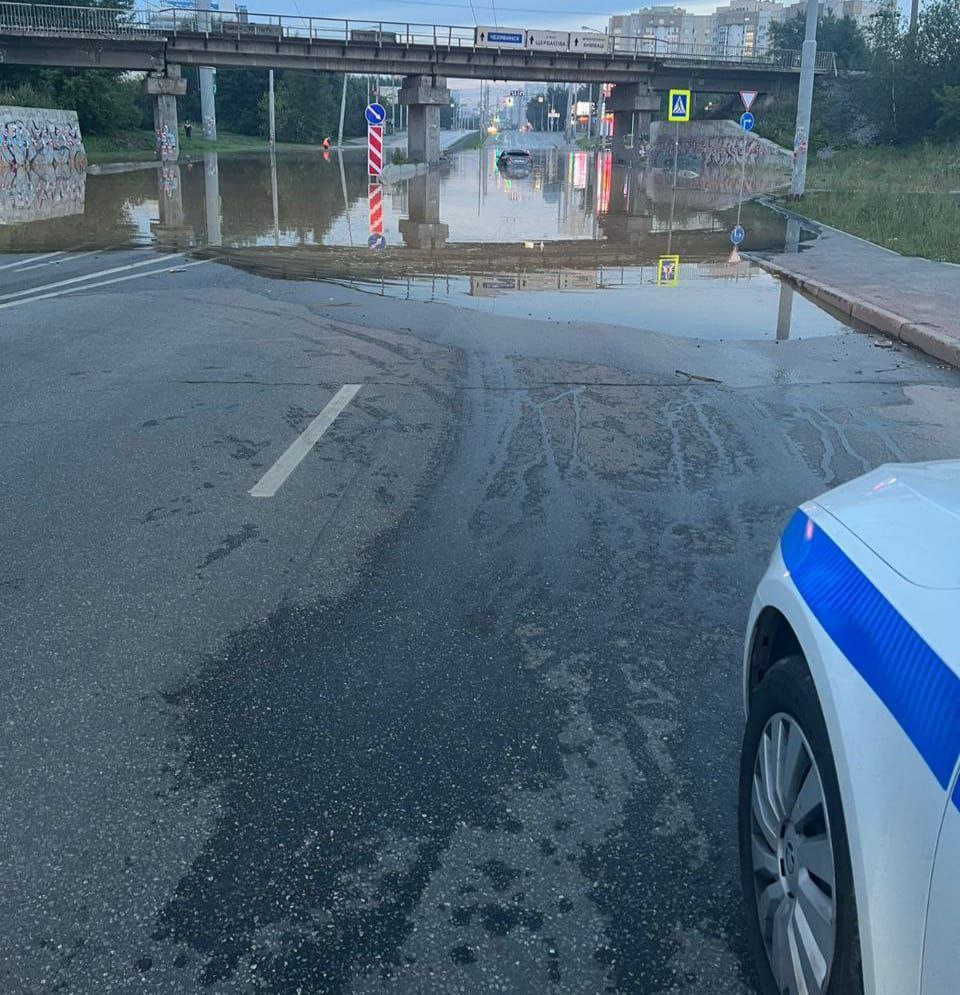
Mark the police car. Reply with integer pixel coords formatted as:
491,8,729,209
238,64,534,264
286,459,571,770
739,462,960,995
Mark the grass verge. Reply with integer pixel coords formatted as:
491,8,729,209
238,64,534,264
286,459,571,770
444,131,484,152
84,129,319,162
790,143,960,263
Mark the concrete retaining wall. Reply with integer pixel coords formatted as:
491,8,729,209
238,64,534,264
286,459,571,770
0,106,87,223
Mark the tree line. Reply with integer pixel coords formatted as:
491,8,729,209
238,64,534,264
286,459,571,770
2,0,958,147
770,1,960,143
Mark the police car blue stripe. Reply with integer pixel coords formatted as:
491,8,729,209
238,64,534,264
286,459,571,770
781,509,960,797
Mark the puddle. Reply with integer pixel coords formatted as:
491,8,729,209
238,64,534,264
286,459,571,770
0,141,845,340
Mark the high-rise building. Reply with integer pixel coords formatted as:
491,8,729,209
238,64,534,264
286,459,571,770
608,0,879,56
782,0,883,30
609,6,687,47
713,1,785,54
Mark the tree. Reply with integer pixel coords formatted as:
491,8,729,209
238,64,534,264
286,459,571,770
935,84,960,136
525,86,570,130
0,0,141,134
862,0,960,142
770,12,869,69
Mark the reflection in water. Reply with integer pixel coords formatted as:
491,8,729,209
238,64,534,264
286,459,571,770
776,216,803,341
0,144,794,255
0,142,837,341
204,151,221,248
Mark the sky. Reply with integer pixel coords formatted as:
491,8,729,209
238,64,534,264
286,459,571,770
235,0,724,34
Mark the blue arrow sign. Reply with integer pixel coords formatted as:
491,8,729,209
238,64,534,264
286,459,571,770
365,102,386,126
368,233,386,251
730,225,745,245
740,111,755,132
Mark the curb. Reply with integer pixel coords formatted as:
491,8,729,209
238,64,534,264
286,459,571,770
746,256,960,369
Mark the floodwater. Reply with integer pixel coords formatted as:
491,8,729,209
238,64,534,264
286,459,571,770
0,140,845,341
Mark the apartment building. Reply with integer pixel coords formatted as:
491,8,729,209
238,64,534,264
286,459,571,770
608,0,882,53
782,0,883,29
713,0,784,53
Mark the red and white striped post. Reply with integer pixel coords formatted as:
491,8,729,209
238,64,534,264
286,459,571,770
367,125,383,177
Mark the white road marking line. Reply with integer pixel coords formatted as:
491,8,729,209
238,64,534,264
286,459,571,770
0,258,210,311
11,249,101,272
0,251,65,271
0,252,186,302
250,384,363,498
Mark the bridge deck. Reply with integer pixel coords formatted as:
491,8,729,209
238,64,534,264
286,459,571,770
0,3,836,84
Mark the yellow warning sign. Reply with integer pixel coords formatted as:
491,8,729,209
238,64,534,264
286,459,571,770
668,89,691,123
657,254,680,287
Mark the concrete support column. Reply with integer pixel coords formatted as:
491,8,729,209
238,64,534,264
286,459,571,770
399,75,449,165
146,66,187,161
199,67,217,140
607,82,659,165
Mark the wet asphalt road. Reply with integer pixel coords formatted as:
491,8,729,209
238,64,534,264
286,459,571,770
3,241,960,994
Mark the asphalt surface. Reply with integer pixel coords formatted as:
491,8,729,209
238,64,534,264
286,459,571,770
3,219,960,994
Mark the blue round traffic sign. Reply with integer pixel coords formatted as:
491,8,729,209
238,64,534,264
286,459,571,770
365,102,386,126
368,233,386,251
740,111,755,132
730,225,745,245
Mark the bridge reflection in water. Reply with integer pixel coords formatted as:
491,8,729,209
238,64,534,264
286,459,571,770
0,142,834,341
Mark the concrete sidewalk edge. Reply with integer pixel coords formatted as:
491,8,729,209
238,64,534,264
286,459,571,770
746,255,960,370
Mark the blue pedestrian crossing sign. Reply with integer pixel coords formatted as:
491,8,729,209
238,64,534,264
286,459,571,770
368,233,386,250
740,111,755,132
365,102,386,126
730,225,745,245
668,89,691,123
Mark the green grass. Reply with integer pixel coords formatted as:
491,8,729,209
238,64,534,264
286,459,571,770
445,131,484,151
83,129,319,162
791,143,960,263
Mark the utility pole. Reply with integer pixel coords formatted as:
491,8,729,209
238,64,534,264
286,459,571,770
337,72,347,147
268,69,276,147
789,0,818,198
910,0,919,34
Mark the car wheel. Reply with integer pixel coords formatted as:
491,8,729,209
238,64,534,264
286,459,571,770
738,654,863,995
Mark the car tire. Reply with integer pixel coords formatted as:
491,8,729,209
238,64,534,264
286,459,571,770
738,653,863,995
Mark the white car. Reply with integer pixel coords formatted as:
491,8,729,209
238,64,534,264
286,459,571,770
739,461,960,995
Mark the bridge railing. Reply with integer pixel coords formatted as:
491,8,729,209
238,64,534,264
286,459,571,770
0,1,160,37
0,2,835,72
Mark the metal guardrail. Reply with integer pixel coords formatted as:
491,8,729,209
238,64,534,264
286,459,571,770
0,2,836,72
0,1,161,37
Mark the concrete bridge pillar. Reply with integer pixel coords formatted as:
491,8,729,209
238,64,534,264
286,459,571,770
145,66,187,161
607,83,660,164
399,75,449,165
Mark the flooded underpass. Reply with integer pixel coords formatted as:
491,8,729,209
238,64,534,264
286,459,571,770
1,135,842,342
5,129,956,995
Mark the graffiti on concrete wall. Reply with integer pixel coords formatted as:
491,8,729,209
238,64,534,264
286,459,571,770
647,119,791,202
0,107,87,224
155,123,177,162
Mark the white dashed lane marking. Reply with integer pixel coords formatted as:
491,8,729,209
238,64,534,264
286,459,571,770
250,385,363,499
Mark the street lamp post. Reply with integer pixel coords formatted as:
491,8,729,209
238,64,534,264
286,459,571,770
538,94,545,131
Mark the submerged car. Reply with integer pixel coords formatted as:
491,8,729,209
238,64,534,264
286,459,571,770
739,461,960,995
497,148,532,176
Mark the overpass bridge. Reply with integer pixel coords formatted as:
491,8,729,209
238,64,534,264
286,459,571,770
0,3,835,162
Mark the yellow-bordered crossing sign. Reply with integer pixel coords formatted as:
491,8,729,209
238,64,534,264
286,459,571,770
668,89,691,123
657,255,680,286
